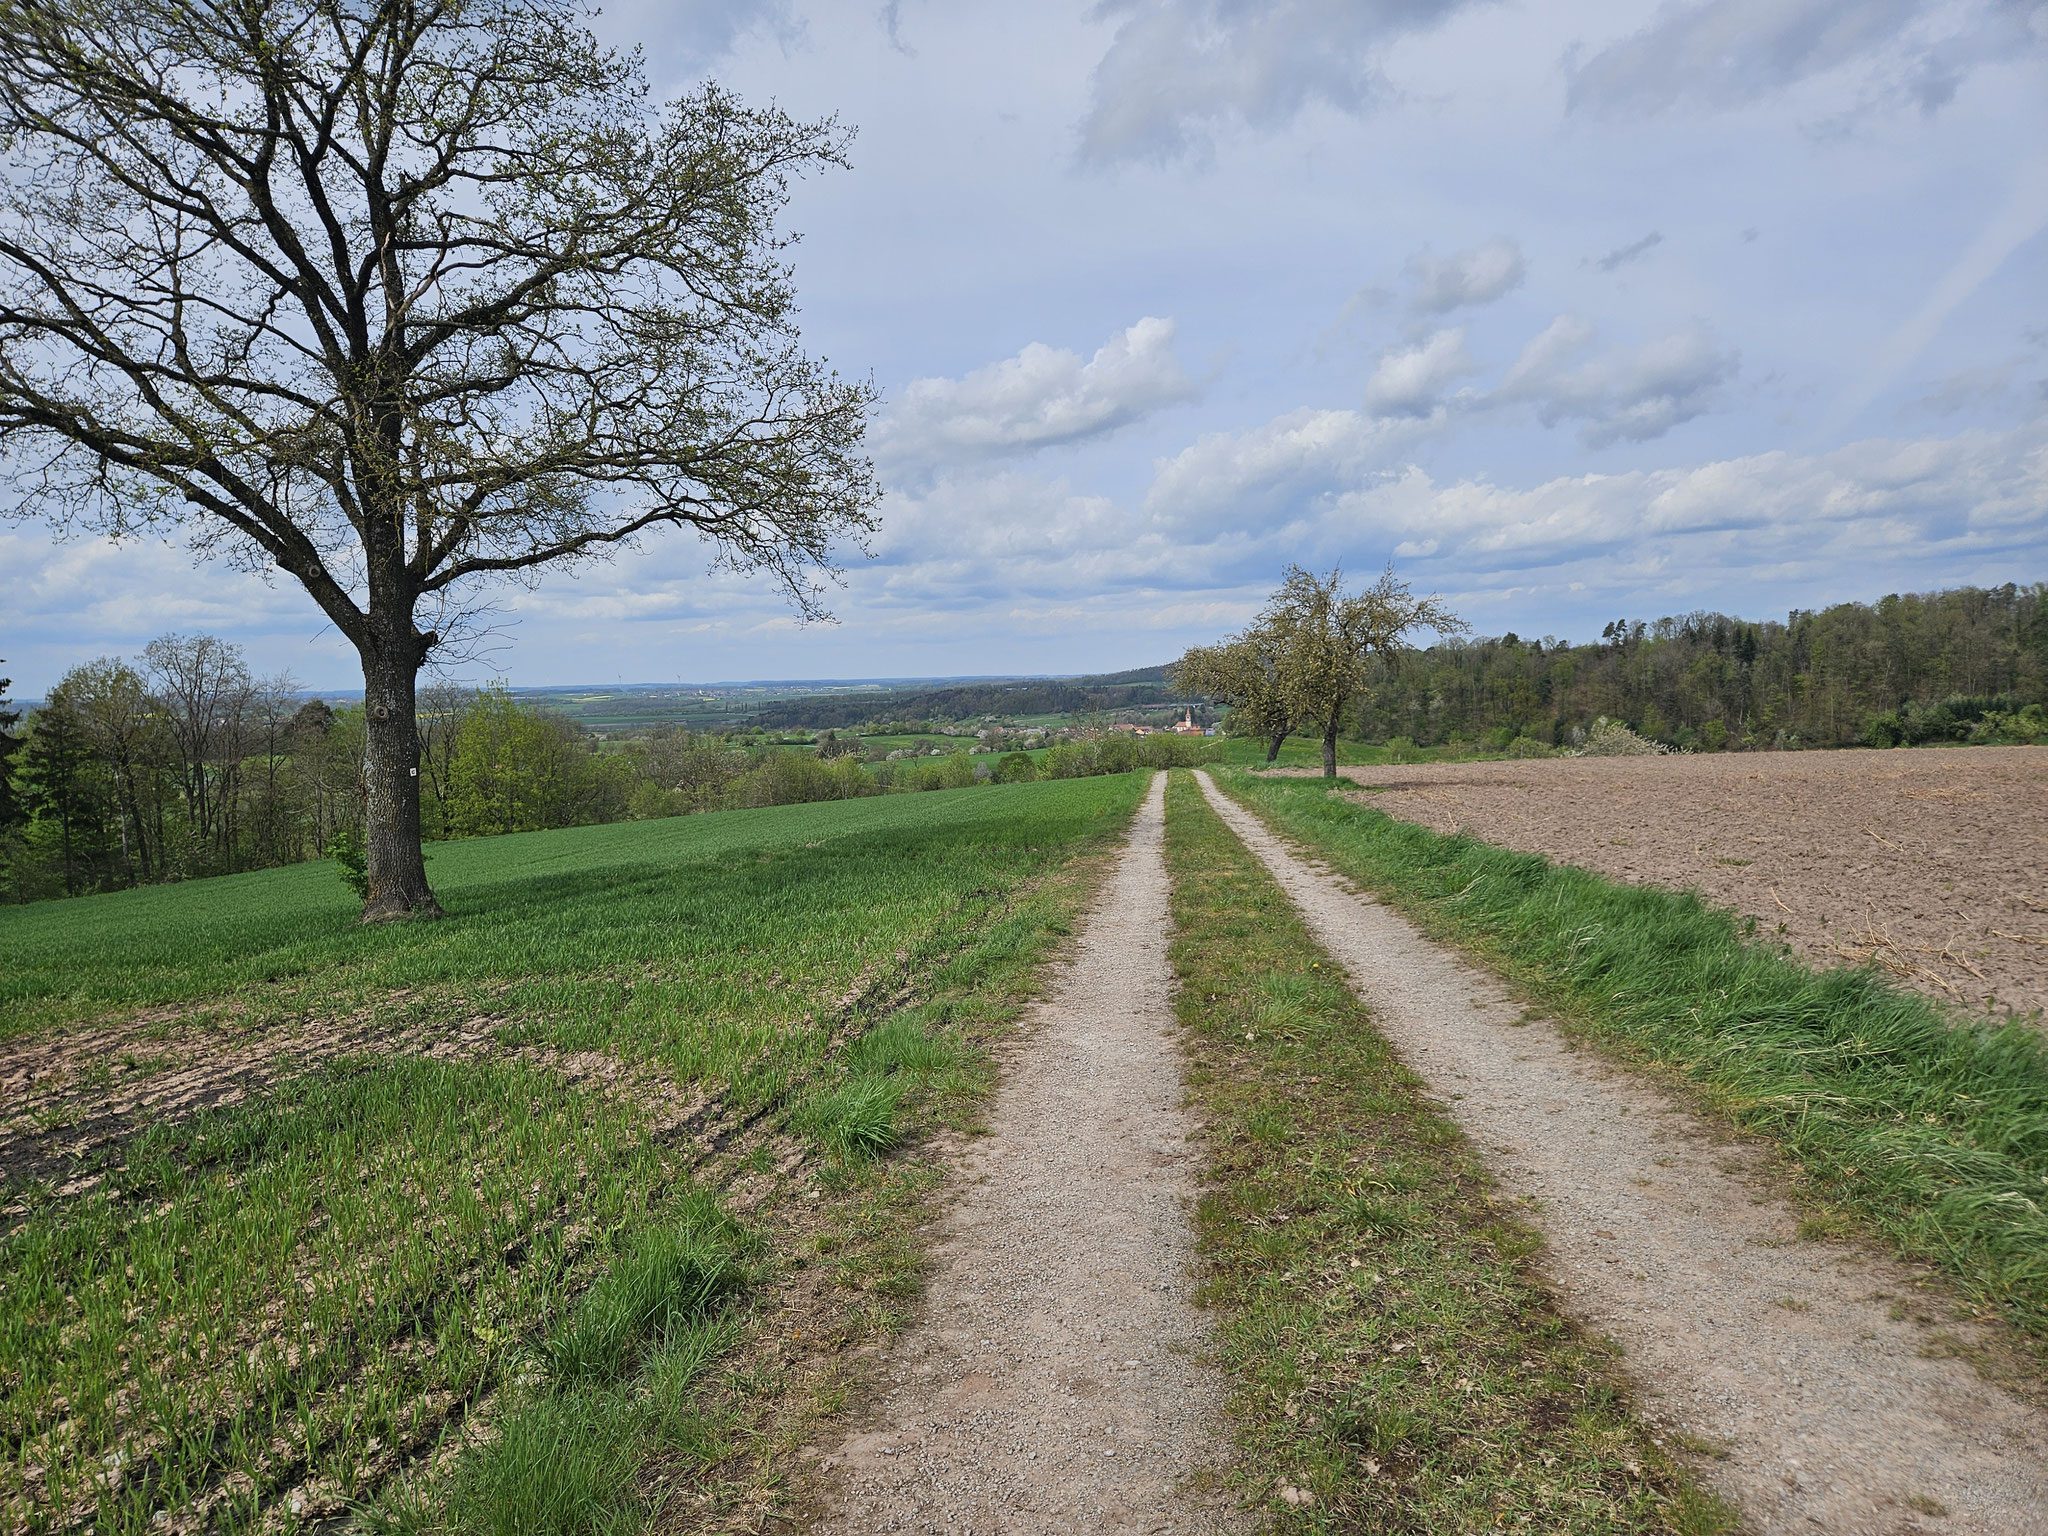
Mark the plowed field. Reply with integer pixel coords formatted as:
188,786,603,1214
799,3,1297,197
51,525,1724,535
1330,745,2048,1022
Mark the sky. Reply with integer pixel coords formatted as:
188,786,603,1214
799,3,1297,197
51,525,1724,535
5,0,2047,694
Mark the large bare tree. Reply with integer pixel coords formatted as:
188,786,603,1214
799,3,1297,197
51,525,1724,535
0,0,879,918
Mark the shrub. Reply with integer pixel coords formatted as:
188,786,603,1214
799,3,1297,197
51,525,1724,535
1038,741,1096,780
1969,705,2046,745
1864,694,2038,748
325,827,368,899
1504,735,1555,759
725,749,875,808
815,730,863,759
995,750,1038,783
906,750,976,791
545,1199,753,1384
1570,716,1664,756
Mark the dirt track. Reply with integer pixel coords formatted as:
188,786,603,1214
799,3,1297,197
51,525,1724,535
1197,770,2048,1536
1328,746,2048,1021
810,773,1244,1533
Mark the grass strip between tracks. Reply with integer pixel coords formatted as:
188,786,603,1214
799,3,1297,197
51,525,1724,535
1163,771,1736,1534
1217,768,2048,1362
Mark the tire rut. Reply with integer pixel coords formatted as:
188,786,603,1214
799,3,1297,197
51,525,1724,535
1194,770,2048,1536
809,772,1245,1535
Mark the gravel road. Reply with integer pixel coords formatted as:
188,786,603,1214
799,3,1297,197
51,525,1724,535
1196,770,2048,1536
809,773,1245,1535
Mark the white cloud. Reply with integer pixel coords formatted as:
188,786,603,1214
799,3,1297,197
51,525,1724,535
0,526,355,692
876,317,1199,471
1495,317,1739,446
1408,238,1525,312
1143,406,1422,537
1078,0,1485,165
1364,328,1477,417
1910,362,2020,416
1566,0,2045,118
1320,422,2048,582
597,0,801,71
841,415,2047,628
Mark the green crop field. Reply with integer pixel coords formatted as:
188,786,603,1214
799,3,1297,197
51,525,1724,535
0,775,1146,1534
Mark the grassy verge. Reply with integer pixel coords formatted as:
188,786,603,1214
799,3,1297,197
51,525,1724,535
1163,771,1735,1533
0,776,1146,1534
1217,768,2048,1358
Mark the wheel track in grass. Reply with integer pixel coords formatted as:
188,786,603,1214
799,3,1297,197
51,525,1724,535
1192,770,2048,1536
809,772,1246,1534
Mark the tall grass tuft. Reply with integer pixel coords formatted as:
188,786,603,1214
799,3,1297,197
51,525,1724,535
447,1389,644,1536
1224,770,2048,1342
842,1011,957,1076
800,1074,904,1158
545,1195,754,1385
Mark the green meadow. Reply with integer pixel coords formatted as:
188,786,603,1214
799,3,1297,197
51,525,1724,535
0,776,1145,1534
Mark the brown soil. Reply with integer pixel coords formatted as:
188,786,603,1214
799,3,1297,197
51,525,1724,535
0,951,917,1221
1198,771,2048,1536
1322,745,2048,1021
808,773,1246,1534
0,1006,718,1225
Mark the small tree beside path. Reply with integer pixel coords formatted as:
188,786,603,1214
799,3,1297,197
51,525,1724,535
1172,624,1293,764
1179,566,1465,777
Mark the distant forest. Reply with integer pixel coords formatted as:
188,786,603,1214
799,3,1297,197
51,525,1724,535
1357,581,2047,751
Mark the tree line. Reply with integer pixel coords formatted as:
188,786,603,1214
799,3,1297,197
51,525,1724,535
1173,575,2045,759
1353,581,2048,752
0,638,1218,904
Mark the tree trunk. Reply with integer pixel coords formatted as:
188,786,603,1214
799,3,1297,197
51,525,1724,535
1322,725,1338,779
359,641,442,922
1266,731,1285,764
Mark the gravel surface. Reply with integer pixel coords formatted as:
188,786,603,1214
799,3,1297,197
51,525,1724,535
1198,770,2048,1536
1323,745,2048,1021
810,773,1246,1535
